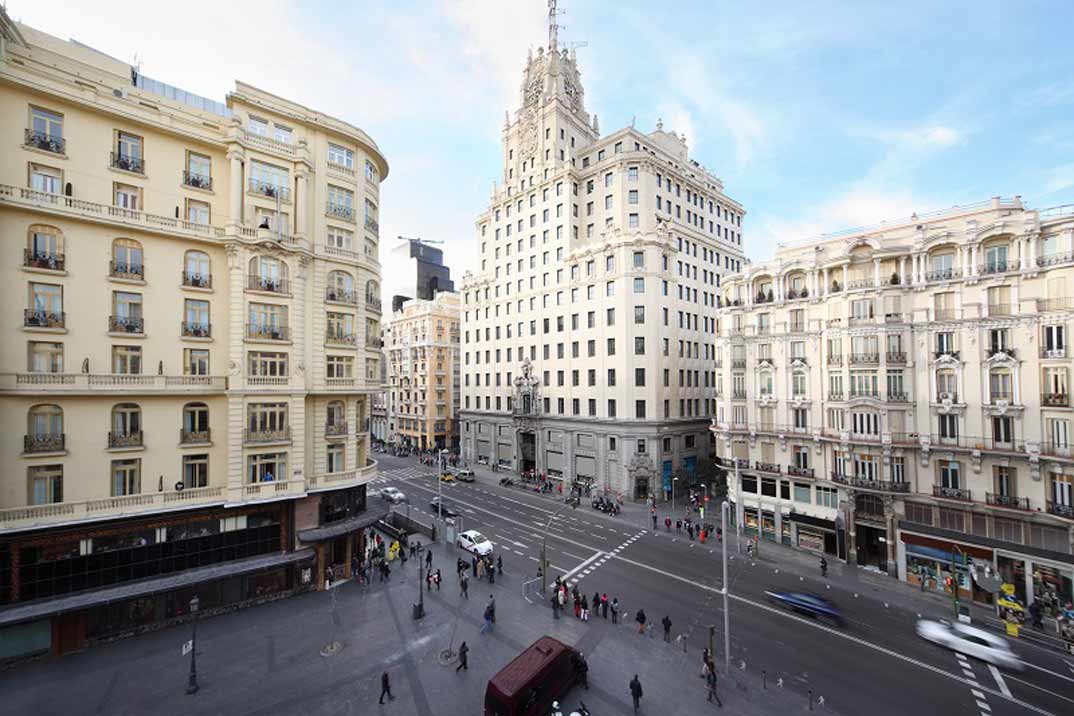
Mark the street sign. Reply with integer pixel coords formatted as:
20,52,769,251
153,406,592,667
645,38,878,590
182,639,193,655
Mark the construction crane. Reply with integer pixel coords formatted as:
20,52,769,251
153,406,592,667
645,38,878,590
397,235,443,247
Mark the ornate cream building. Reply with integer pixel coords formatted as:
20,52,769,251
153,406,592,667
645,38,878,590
712,197,1074,613
460,9,746,498
383,291,461,451
0,13,386,658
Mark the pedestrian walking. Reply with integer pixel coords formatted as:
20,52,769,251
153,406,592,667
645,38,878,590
497,555,503,575
629,674,643,715
611,597,620,624
426,571,433,592
379,671,393,704
400,548,408,567
706,666,722,706
472,555,478,578
488,594,496,624
820,556,828,578
601,593,609,619
676,519,682,533
476,558,484,580
426,549,433,570
461,575,469,599
635,608,647,634
592,591,601,616
480,604,494,634
651,511,658,530
552,593,560,619
662,615,672,642
575,651,589,690
665,516,672,532
581,595,589,621
487,556,496,584
574,593,582,619
456,641,469,672
434,568,441,591
700,648,710,677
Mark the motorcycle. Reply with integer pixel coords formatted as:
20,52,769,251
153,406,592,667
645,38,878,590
551,702,589,716
499,476,514,487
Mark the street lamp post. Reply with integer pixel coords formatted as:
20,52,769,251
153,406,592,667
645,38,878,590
672,477,679,512
539,498,578,594
721,501,731,672
186,595,200,694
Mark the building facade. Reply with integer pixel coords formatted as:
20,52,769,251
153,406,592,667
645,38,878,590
0,15,387,659
712,197,1074,614
459,13,746,499
384,291,461,451
390,237,455,313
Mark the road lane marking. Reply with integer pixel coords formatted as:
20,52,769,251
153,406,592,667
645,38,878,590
987,664,1011,698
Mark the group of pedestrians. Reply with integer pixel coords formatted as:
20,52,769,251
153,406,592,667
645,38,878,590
550,579,622,625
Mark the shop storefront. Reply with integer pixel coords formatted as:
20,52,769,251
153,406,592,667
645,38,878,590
901,533,994,605
789,513,840,556
297,485,386,589
996,552,1074,618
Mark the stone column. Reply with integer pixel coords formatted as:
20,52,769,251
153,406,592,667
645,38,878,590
295,169,309,239
969,244,978,276
1027,234,1037,268
873,258,881,287
958,245,966,275
884,496,897,575
844,493,857,565
228,148,244,225
1024,558,1034,605
841,264,848,288
899,256,907,286
822,268,829,295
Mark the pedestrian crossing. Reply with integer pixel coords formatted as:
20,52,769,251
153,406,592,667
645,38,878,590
567,530,647,587
368,466,436,485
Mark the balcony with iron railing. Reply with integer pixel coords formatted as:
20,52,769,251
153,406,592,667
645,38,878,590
247,274,290,294
933,485,972,501
755,461,781,474
366,295,383,312
849,389,880,399
326,202,355,221
365,216,379,235
888,432,921,445
787,465,814,478
1040,346,1068,359
986,493,1030,510
886,351,906,364
108,315,144,334
326,287,358,305
1043,393,1069,407
1037,251,1074,268
181,321,211,338
182,171,212,190
246,324,290,341
849,353,880,365
23,249,65,271
180,428,211,444
830,472,910,492
182,270,212,289
108,430,143,449
981,259,1020,275
827,392,844,401
110,151,145,174
325,420,348,437
24,308,65,329
988,390,1013,404
933,349,960,360
988,303,1013,316
1038,297,1074,312
110,260,144,280
846,278,875,290
24,128,65,154
986,347,1016,359
884,313,905,324
731,389,747,400
326,328,357,346
926,268,962,282
887,392,909,402
248,178,291,202
827,354,843,366
732,359,747,369
24,433,65,453
244,426,291,444
1047,501,1074,519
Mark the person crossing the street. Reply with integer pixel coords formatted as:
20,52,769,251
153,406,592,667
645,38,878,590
662,615,672,642
629,674,643,714
456,641,469,672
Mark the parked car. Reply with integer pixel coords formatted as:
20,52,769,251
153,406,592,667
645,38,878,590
378,487,407,504
764,591,844,625
477,456,489,466
915,619,1024,671
456,469,476,482
429,496,458,518
458,529,494,556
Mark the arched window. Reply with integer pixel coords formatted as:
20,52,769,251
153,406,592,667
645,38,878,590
856,493,884,517
366,280,380,302
111,238,144,279
110,402,142,447
26,224,65,270
182,402,210,443
183,250,211,288
327,270,354,303
248,255,288,293
26,404,64,452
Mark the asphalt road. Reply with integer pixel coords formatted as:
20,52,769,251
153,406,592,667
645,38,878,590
372,452,1074,716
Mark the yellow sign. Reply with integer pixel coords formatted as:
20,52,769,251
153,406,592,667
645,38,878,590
1005,621,1020,638
1000,582,1016,596
388,540,400,562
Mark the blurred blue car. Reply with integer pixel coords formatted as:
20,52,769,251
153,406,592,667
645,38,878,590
765,591,844,626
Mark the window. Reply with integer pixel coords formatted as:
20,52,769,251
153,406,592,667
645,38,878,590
29,464,63,505
28,341,63,373
816,486,838,508
249,160,289,197
26,404,63,453
29,107,64,149
183,199,209,225
938,413,958,440
635,400,646,419
185,152,211,188
634,337,645,355
115,131,143,169
634,306,645,324
327,355,354,378
183,250,211,288
184,348,209,376
328,143,354,167
182,402,210,442
635,368,646,386
327,443,345,473
30,163,61,194
249,351,288,378
633,277,644,293
183,299,210,336
112,345,142,374
111,457,141,496
182,454,209,488
628,213,639,228
248,116,269,136
273,124,293,144
939,460,961,489
994,466,1015,498
248,452,287,483
113,182,141,210
111,291,143,333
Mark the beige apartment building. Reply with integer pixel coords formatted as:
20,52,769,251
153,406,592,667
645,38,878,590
0,14,386,659
712,197,1074,614
384,291,461,451
460,16,746,498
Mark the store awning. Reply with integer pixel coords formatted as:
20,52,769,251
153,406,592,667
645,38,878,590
788,512,837,530
297,509,388,543
0,548,314,628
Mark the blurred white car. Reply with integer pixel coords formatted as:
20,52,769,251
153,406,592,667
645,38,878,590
379,487,407,504
916,619,1024,671
457,529,494,557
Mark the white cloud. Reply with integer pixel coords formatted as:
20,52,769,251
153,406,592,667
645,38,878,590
1045,163,1074,193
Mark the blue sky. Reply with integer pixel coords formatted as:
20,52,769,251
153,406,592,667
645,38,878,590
11,1,1074,300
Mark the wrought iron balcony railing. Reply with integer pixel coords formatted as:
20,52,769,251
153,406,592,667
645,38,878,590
180,428,211,444
23,309,65,328
986,493,1029,510
1046,501,1074,519
108,315,144,333
110,151,145,174
926,268,961,281
326,287,358,304
182,171,212,190
246,324,290,341
1043,393,1069,407
24,249,65,271
108,430,143,448
886,351,906,364
182,270,212,288
244,427,291,444
849,353,880,364
110,260,144,280
24,128,65,154
326,329,357,346
787,465,814,478
326,202,354,220
24,433,65,453
247,275,290,294
933,485,972,501
830,473,910,492
325,421,348,437
181,321,211,338
248,178,290,201
755,461,781,474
